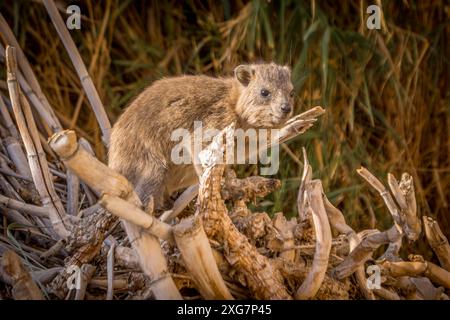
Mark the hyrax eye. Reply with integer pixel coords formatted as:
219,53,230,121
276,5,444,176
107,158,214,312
290,90,295,97
260,89,270,97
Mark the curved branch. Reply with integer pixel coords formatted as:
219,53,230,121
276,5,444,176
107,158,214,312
295,180,332,299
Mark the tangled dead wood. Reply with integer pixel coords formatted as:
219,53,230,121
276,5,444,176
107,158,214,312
0,6,449,299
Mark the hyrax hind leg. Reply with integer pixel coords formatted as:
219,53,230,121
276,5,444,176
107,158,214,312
133,166,168,214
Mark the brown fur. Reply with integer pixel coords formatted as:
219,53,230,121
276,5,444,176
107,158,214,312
108,63,294,209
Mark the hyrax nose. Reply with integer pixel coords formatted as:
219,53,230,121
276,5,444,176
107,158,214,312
280,103,291,114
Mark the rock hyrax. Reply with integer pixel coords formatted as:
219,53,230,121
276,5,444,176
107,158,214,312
108,63,295,209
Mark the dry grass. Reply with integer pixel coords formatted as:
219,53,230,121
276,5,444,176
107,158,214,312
0,0,448,257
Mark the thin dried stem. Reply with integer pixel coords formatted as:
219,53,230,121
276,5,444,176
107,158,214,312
6,46,70,238
42,0,111,145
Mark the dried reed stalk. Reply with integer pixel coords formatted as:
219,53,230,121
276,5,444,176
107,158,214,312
106,240,116,300
6,46,70,238
48,129,181,299
66,169,79,216
160,184,199,222
0,94,19,139
423,216,450,272
74,264,96,300
4,136,31,179
0,194,49,218
173,215,233,300
99,194,173,242
0,18,62,132
380,260,450,290
42,0,111,145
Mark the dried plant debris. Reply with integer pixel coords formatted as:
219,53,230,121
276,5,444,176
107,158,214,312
0,2,449,300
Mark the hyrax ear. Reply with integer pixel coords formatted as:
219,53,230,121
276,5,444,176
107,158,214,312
234,65,255,87
282,65,292,76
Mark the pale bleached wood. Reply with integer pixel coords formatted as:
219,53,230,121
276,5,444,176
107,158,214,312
0,94,19,139
48,130,130,197
297,147,312,221
380,260,450,290
48,129,181,299
114,245,139,269
0,23,62,132
161,107,325,223
42,0,111,145
74,264,96,300
198,125,292,300
99,194,173,243
173,215,234,300
295,180,332,300
333,226,400,279
31,267,62,285
387,173,421,241
40,239,65,260
106,239,116,300
4,136,31,179
334,167,422,280
160,184,199,222
0,166,31,182
6,46,70,238
320,191,376,299
423,216,450,272
0,194,49,218
247,106,325,163
66,169,79,216
357,167,403,234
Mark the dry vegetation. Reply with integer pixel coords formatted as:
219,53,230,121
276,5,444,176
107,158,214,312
0,0,448,300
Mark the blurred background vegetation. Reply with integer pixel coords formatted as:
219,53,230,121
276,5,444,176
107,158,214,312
0,1,448,256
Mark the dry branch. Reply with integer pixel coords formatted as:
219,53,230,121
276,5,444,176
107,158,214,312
4,136,31,179
295,180,332,299
197,125,292,300
42,0,111,145
333,226,399,279
380,260,450,290
0,94,19,139
6,46,70,238
99,194,173,243
74,264,96,300
48,129,181,299
0,194,49,218
173,215,233,300
423,216,450,271
0,19,62,132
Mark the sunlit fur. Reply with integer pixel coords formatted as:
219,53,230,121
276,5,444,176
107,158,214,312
235,63,294,128
109,63,294,209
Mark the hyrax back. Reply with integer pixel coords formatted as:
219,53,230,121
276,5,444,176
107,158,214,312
108,63,295,209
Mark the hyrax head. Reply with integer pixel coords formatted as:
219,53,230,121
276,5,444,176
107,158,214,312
234,62,294,128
